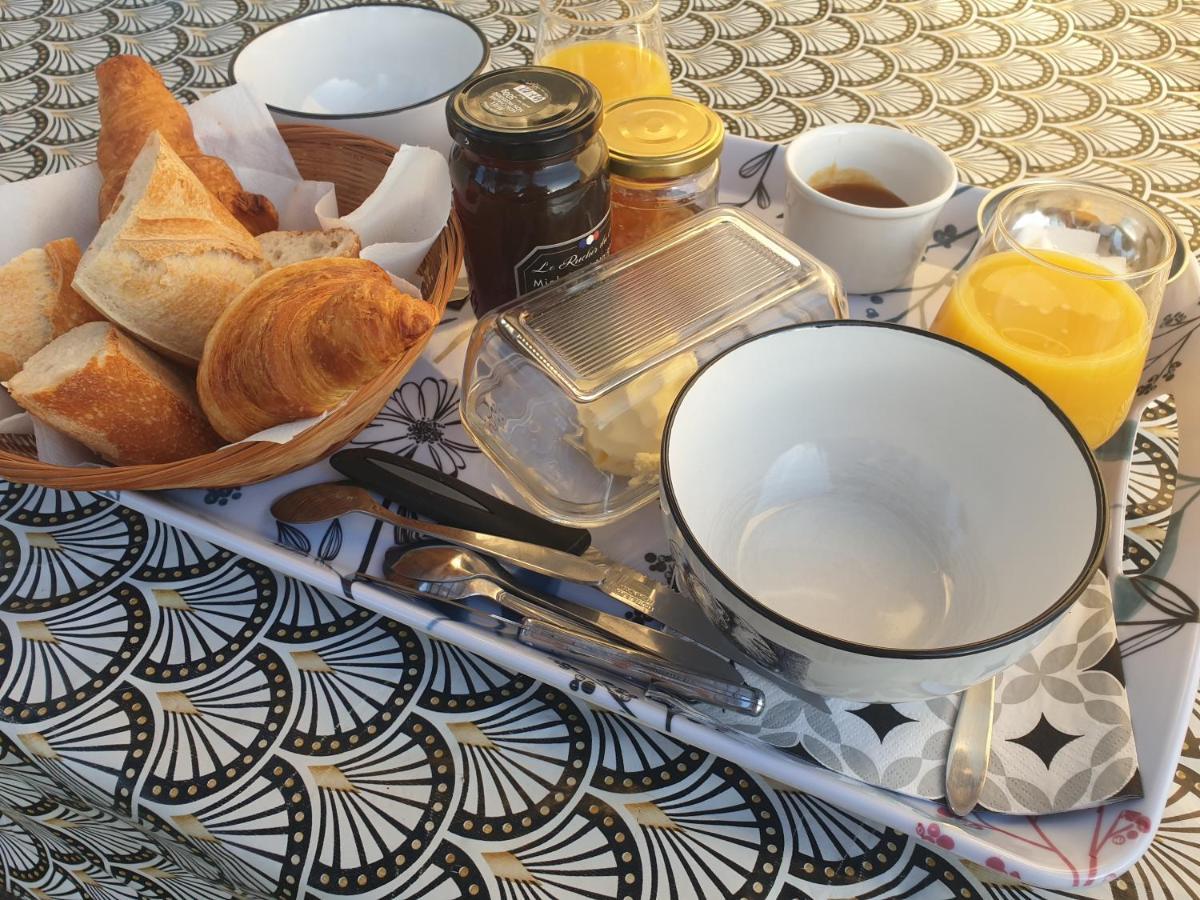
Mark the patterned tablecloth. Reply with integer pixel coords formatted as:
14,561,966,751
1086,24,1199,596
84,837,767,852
0,1,1198,899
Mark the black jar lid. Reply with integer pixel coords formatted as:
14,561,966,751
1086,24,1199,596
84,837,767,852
446,66,603,161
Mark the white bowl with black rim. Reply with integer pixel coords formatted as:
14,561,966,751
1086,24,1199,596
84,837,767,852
660,321,1107,702
231,4,489,154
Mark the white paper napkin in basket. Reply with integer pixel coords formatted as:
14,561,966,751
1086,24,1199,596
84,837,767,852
700,571,1141,815
0,82,452,460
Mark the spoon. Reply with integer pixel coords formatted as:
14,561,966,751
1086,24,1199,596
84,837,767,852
271,483,598,582
387,544,744,685
273,484,755,663
945,675,996,816
379,569,761,714
383,567,590,638
394,543,485,583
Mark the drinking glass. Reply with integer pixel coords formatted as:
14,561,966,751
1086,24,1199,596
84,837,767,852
535,0,671,107
931,183,1176,449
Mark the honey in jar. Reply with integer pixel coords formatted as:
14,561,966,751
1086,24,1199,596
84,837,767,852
603,96,725,254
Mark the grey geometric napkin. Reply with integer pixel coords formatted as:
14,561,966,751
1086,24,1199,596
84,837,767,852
702,572,1141,815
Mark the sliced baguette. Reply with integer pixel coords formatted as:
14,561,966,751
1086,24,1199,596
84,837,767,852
257,228,361,268
72,131,268,366
5,322,222,466
0,239,103,381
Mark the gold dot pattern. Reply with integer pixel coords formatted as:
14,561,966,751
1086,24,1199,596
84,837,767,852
0,2,1199,899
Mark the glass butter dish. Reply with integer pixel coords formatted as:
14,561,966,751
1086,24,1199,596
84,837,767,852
461,207,847,526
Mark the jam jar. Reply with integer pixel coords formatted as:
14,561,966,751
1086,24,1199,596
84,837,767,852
603,96,724,254
447,66,611,317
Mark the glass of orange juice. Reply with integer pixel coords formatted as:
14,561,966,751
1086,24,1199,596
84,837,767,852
932,183,1176,449
535,0,671,107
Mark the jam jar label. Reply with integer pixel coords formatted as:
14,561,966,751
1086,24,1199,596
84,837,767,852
513,212,611,295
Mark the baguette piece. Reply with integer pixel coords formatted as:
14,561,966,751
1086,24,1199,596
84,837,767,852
73,131,269,366
257,228,362,267
5,322,223,465
0,238,103,380
198,258,437,441
96,55,277,234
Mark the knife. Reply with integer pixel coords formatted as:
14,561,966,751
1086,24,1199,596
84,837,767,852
325,452,764,670
521,620,763,716
382,544,744,685
361,569,762,714
331,449,591,554
318,456,778,689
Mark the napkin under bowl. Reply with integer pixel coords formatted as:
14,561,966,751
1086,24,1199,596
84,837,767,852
703,572,1140,815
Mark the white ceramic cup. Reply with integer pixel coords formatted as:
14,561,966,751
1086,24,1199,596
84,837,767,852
783,124,957,295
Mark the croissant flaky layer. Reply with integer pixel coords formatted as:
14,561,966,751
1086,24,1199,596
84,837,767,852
197,258,438,441
95,55,278,235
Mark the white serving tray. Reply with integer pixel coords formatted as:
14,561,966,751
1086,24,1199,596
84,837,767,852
97,136,1200,889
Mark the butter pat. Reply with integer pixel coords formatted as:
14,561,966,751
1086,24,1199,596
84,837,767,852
578,352,699,479
461,207,845,526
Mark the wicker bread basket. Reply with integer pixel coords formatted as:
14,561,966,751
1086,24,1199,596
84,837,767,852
0,124,463,491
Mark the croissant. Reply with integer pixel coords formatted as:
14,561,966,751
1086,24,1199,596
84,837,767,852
197,258,438,441
95,55,278,235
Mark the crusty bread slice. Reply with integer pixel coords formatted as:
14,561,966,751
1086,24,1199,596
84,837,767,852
72,131,268,366
257,228,361,268
95,55,278,235
4,321,222,465
0,239,103,381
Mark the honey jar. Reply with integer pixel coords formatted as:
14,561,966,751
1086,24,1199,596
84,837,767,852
603,96,725,254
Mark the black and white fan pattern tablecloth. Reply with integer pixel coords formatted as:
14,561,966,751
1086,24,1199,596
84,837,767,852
1,1,1200,899
0,405,1191,900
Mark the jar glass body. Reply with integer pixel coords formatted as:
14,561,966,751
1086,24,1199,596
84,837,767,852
450,135,611,317
610,158,719,254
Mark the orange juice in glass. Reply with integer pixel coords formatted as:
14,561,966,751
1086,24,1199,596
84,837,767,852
932,184,1175,448
536,0,671,107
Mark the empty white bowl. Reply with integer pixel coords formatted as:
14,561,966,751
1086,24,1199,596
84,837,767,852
661,322,1106,701
232,4,489,154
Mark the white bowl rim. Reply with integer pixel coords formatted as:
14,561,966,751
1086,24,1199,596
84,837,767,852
229,2,490,120
660,320,1109,660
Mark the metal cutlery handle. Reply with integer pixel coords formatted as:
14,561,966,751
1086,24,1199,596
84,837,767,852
367,500,604,584
945,676,995,816
491,571,743,685
384,545,745,685
485,587,604,641
520,620,765,716
349,571,761,716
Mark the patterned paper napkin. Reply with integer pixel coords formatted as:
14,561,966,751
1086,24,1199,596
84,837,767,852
701,572,1141,815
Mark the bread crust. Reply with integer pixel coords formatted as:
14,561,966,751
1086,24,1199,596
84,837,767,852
73,132,269,366
197,258,437,441
6,323,222,465
0,238,102,381
95,55,278,234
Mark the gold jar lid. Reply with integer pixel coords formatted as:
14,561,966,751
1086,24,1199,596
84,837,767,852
603,96,725,179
